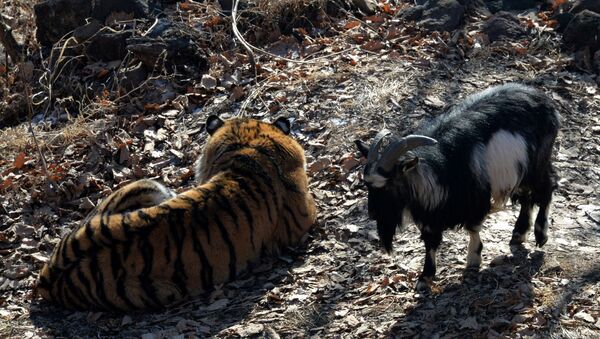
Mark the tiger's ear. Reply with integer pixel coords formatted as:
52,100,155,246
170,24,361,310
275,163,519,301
272,116,291,135
206,115,225,135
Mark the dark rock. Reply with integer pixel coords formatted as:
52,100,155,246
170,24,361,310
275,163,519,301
501,0,537,11
34,0,152,47
86,30,133,61
34,0,92,47
563,10,600,52
119,62,147,90
484,0,503,13
90,0,149,21
399,5,425,21
73,20,103,42
483,11,527,42
570,0,600,15
127,37,208,75
554,12,575,32
419,0,465,32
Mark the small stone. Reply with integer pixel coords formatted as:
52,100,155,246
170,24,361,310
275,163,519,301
574,311,595,323
201,74,218,89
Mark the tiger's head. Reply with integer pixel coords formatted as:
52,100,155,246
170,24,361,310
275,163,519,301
194,115,307,184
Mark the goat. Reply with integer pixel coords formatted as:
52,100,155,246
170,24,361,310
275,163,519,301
355,83,560,291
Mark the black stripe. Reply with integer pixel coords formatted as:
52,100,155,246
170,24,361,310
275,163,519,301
111,244,137,310
62,271,91,310
99,214,114,245
182,190,214,289
70,237,82,259
214,218,238,281
229,166,276,224
112,186,164,211
235,176,261,206
89,249,117,310
60,279,82,310
236,197,255,250
214,193,240,229
283,216,293,244
284,204,304,231
190,225,213,291
170,208,189,296
138,237,161,308
75,265,102,309
136,210,154,227
60,234,73,267
84,220,101,252
255,141,301,193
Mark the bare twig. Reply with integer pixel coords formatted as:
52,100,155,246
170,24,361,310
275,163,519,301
23,83,56,193
0,14,23,63
231,0,257,85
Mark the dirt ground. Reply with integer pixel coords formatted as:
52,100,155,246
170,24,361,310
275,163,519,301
1,1,600,338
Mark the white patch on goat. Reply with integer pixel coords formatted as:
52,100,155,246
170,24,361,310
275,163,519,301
365,172,388,188
466,230,482,268
471,130,528,210
407,164,447,211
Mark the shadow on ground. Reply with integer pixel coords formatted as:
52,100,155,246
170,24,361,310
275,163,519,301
389,244,545,337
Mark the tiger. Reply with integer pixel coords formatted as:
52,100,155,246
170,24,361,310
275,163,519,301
36,115,317,311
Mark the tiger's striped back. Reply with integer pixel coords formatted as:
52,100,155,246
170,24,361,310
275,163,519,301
36,116,317,311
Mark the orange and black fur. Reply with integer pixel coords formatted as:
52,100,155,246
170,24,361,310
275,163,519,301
36,116,317,311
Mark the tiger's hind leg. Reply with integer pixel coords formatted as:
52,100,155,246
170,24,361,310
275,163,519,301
86,179,175,222
105,179,175,213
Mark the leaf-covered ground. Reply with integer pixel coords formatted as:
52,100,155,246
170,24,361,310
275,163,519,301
1,1,600,338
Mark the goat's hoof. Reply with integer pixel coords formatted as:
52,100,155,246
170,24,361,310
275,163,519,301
535,236,548,247
509,233,526,245
466,254,482,269
415,277,432,293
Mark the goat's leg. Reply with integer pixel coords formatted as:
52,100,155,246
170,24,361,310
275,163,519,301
533,167,557,247
534,192,552,247
466,229,483,268
417,230,442,291
510,194,532,245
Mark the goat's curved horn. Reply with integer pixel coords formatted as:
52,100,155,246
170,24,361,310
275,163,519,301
377,135,438,172
367,129,392,163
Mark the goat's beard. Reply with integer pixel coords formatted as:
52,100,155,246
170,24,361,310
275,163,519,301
368,188,404,253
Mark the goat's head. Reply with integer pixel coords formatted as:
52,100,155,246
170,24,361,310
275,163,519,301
355,131,437,251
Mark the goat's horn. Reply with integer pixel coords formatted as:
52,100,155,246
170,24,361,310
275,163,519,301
367,129,391,163
377,135,438,172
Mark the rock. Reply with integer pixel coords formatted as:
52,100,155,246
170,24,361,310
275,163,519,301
201,74,217,89
90,0,149,21
483,11,527,42
419,0,465,32
127,36,208,75
34,0,152,47
86,30,133,61
399,5,425,21
352,0,377,14
484,0,503,13
119,62,147,90
570,0,600,15
563,10,600,52
501,0,537,11
34,0,92,47
73,20,103,42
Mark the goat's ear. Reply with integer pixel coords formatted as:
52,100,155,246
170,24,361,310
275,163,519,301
206,115,225,135
272,116,291,134
355,140,370,158
401,156,419,172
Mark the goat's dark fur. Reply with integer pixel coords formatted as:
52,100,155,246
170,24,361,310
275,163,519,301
356,83,560,290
